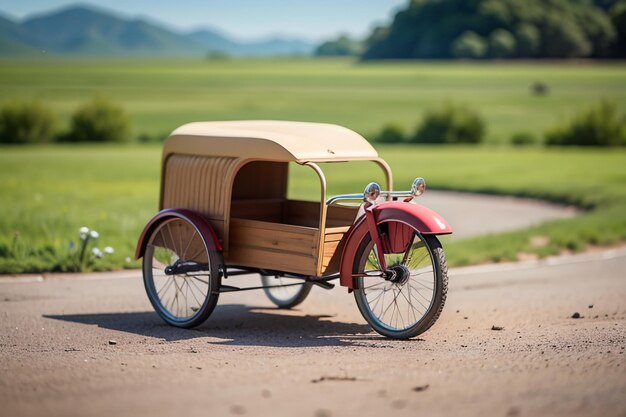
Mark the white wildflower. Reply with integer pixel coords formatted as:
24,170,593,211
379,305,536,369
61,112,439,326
125,257,131,263
89,230,99,239
92,247,103,258
79,227,90,240
103,246,114,255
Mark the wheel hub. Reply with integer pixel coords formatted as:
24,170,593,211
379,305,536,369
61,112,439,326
385,264,411,285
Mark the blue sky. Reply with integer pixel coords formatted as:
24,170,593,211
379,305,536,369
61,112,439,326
0,0,407,41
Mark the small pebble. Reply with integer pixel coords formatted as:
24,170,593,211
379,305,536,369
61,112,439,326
571,312,581,319
108,340,117,345
491,325,504,331
412,384,429,392
315,409,332,417
230,405,246,415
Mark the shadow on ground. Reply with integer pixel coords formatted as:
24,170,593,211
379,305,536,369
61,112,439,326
44,304,377,347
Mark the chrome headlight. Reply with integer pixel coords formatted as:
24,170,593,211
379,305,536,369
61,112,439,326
363,182,381,204
411,177,426,197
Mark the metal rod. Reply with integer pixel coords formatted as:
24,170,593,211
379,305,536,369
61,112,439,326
326,190,413,206
219,282,307,293
218,275,339,293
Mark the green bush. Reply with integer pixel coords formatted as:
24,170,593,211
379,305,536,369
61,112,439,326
489,29,516,58
411,103,486,144
136,132,168,143
0,99,57,144
62,96,132,143
315,34,363,56
510,131,538,146
374,123,406,143
545,100,626,146
451,31,487,59
542,13,592,58
515,23,541,57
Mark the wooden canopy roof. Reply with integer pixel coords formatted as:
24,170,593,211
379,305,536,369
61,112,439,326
163,120,379,163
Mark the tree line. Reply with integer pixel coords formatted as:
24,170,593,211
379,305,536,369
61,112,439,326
316,0,626,59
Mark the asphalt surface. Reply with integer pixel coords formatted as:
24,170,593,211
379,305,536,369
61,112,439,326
0,194,623,417
419,190,578,239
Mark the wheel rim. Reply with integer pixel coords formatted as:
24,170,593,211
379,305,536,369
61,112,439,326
144,218,211,322
355,224,437,333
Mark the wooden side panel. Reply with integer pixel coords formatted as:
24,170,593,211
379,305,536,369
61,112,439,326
161,155,238,243
230,199,284,223
231,161,288,200
321,226,350,275
162,155,238,218
285,200,320,228
326,204,359,227
227,218,319,276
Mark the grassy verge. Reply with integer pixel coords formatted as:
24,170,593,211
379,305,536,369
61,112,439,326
0,144,159,273
1,144,624,273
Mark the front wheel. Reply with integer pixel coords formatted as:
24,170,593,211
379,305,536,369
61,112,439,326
143,214,221,328
353,223,448,339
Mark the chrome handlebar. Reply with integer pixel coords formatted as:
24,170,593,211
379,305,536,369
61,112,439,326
326,177,426,206
326,191,414,206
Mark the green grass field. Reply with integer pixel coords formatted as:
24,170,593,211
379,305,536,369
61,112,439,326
1,58,625,273
1,58,625,142
1,144,625,273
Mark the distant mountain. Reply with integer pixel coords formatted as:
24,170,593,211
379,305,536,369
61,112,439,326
0,14,42,55
0,4,314,57
187,29,239,53
188,29,315,56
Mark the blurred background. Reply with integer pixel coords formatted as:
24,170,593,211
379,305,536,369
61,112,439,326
0,0,625,273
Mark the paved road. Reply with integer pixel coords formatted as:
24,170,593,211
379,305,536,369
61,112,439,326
420,190,578,239
1,246,624,417
0,193,616,417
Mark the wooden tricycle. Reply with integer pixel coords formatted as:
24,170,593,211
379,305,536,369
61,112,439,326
136,121,452,339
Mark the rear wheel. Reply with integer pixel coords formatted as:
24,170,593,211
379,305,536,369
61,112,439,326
143,215,221,328
261,275,312,309
353,222,447,339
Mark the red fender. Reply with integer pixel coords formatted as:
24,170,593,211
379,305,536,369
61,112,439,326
339,201,452,289
135,208,222,260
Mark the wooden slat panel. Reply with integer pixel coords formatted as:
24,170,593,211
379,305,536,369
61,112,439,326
231,218,317,235
230,199,284,223
162,155,238,220
285,200,320,228
324,226,350,243
326,204,359,227
230,219,317,257
226,246,318,276
323,240,340,259
231,161,287,200
321,227,349,274
226,218,318,276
